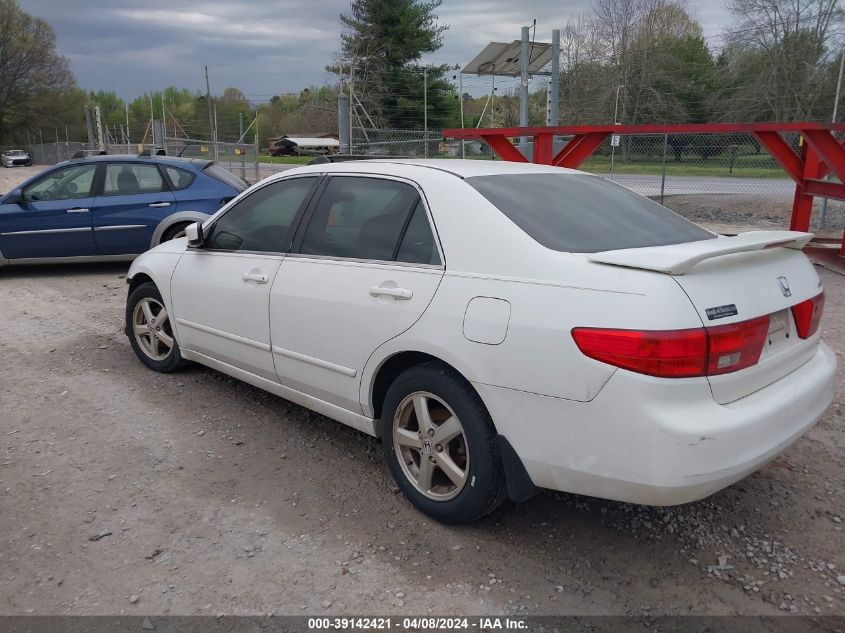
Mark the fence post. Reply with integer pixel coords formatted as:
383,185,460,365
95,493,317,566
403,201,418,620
254,115,260,183
660,133,668,205
338,93,350,154
239,112,246,180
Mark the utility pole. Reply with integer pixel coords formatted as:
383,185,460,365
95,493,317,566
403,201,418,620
820,50,844,229
239,111,245,179
550,29,560,127
161,92,167,154
338,93,351,154
423,67,428,158
213,103,219,161
126,103,130,153
348,63,355,154
519,25,530,153
205,65,214,146
456,66,465,158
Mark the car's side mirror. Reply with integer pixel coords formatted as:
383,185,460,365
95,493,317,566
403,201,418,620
185,221,205,247
3,188,23,205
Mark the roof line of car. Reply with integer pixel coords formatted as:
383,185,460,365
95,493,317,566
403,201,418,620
316,160,468,179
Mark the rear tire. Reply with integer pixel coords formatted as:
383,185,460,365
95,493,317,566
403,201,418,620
126,282,189,373
381,362,507,524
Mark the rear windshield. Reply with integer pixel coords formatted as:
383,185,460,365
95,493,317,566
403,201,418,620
466,173,715,253
202,163,248,192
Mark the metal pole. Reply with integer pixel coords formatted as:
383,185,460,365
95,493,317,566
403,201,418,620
660,133,668,205
126,103,130,153
423,67,428,158
550,29,560,127
458,70,465,158
213,104,219,161
610,86,624,180
338,93,350,153
254,113,259,183
205,65,214,147
820,50,844,228
239,111,245,179
348,64,355,153
519,25,530,153
55,127,60,161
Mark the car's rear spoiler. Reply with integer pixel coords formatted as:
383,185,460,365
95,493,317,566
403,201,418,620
588,231,814,275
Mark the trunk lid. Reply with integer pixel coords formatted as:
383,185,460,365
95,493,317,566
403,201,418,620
589,232,823,404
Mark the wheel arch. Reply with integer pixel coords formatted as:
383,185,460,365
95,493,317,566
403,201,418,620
367,348,539,504
367,349,481,427
150,211,210,248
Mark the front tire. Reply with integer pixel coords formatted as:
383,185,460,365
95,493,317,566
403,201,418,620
382,362,507,524
126,282,188,373
160,222,191,243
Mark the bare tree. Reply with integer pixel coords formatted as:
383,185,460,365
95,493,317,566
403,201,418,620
0,0,77,142
718,0,844,120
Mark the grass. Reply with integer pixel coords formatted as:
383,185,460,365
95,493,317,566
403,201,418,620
580,155,787,179
259,155,316,164
255,151,790,179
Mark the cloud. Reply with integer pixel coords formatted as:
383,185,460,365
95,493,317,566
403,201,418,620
17,0,731,101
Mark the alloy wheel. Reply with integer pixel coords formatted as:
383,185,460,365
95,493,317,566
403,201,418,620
392,391,470,501
132,297,174,361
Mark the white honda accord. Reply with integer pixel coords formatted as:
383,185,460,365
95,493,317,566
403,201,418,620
124,159,836,523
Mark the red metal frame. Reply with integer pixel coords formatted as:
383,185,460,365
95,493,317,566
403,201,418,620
445,123,845,255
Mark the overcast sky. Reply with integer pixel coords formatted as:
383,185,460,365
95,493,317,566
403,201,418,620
19,0,732,102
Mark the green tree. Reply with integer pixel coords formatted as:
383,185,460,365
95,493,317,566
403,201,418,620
0,0,79,143
329,0,457,128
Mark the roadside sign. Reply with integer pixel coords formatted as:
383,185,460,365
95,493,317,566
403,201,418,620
611,135,621,147
200,146,209,154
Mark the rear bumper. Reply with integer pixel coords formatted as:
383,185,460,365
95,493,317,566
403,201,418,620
475,342,836,505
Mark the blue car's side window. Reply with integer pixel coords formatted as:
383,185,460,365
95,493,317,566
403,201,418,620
23,164,97,202
162,166,196,191
102,164,167,196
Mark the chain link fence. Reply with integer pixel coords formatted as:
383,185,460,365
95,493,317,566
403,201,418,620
351,128,451,158
7,130,843,237
7,138,262,184
577,132,843,235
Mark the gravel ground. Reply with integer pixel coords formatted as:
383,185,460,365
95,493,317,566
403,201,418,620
0,164,843,617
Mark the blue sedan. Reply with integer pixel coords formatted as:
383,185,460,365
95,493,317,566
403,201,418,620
0,155,247,265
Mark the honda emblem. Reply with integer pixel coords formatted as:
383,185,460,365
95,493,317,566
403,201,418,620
777,276,791,297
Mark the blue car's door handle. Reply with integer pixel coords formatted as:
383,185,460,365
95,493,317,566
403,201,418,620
66,207,90,213
149,202,171,208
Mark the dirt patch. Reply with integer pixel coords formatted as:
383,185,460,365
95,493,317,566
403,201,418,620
0,262,842,616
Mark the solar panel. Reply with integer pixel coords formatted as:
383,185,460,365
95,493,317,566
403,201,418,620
462,40,553,77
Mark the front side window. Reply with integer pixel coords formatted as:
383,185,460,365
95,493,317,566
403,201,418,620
23,164,97,201
206,176,318,252
103,163,166,196
299,176,421,261
466,173,715,253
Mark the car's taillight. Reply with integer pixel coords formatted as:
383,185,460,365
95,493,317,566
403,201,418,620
705,316,770,375
572,315,770,379
791,292,824,339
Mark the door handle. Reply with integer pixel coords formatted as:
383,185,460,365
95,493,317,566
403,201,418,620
242,272,269,284
370,286,413,300
66,207,90,213
149,202,171,208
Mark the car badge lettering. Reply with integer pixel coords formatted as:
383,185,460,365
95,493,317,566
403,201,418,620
777,276,791,297
705,304,738,321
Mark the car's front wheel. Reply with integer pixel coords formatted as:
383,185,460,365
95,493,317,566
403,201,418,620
126,282,188,373
382,362,507,524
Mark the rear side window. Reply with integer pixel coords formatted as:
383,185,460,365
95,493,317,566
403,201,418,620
299,176,421,261
466,174,715,253
163,166,196,191
203,163,248,191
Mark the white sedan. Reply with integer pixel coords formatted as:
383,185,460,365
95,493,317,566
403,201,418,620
124,159,836,523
